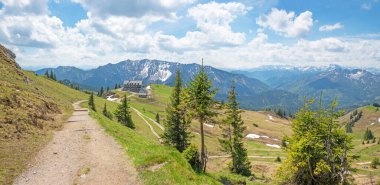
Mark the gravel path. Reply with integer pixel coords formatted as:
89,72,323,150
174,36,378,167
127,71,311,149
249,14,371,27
14,101,140,185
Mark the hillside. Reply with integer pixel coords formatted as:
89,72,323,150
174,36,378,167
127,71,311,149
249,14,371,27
116,84,380,184
0,44,88,184
0,45,233,184
339,105,380,184
108,84,293,182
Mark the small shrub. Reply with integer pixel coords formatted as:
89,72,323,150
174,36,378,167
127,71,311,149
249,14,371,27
183,144,202,173
252,123,258,127
275,156,282,162
371,157,380,169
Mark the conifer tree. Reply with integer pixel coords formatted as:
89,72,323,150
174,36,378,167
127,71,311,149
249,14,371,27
99,86,104,97
106,86,110,92
184,60,216,172
115,84,118,89
114,94,134,128
276,98,352,184
102,103,113,119
161,69,192,152
52,72,57,81
88,92,96,111
44,70,49,77
364,128,374,140
49,70,53,79
219,82,251,176
156,113,160,123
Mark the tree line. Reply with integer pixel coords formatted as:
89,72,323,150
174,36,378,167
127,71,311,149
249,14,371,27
346,109,363,133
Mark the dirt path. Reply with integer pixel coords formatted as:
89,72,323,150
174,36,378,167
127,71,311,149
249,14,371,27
14,101,140,185
131,107,161,139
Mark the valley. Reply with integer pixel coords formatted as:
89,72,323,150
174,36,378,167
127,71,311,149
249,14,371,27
2,43,380,184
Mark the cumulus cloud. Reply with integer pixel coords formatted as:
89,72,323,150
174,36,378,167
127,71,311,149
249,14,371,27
72,0,194,18
0,0,380,70
0,0,49,15
296,38,348,52
0,15,63,48
256,8,313,37
158,1,250,52
319,23,343,32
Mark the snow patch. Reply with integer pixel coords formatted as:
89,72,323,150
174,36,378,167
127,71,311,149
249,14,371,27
378,118,380,123
146,85,151,90
140,64,149,78
204,123,215,128
246,133,270,139
107,95,118,102
349,71,364,80
266,144,281,149
267,114,274,121
370,122,375,126
246,134,260,139
151,63,172,82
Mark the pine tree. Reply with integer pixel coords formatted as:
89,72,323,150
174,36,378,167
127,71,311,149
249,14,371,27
276,97,352,184
88,92,96,111
219,82,251,176
114,94,134,128
99,86,104,97
44,70,49,78
106,86,110,92
161,69,192,152
102,103,113,119
184,60,216,172
156,113,160,123
364,128,374,140
115,84,118,89
49,70,53,79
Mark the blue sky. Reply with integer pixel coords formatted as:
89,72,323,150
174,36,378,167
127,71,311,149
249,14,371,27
0,0,379,69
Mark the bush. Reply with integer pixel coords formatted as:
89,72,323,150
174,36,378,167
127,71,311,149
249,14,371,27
275,156,282,162
183,144,202,173
373,103,380,107
371,157,380,168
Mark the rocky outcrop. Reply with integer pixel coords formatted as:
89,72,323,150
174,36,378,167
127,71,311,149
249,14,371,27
0,44,20,69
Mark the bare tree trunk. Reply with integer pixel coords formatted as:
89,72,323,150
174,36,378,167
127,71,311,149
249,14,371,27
200,117,206,172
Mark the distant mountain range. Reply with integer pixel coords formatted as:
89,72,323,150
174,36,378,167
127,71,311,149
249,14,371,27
36,61,380,111
233,65,380,109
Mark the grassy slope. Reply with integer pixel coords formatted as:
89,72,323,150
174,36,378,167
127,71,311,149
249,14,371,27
119,84,291,182
0,45,88,184
340,106,380,183
80,96,220,185
0,45,223,185
123,84,380,184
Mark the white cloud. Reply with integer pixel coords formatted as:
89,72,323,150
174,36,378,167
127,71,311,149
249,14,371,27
319,23,343,32
1,0,380,70
158,1,250,52
256,8,313,37
0,0,49,15
72,0,194,18
0,15,63,48
296,38,348,52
